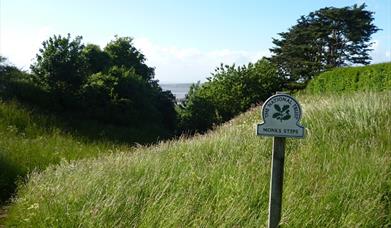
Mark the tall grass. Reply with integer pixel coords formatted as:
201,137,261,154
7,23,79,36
0,100,131,202
5,91,391,227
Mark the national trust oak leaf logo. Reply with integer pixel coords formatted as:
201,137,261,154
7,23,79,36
272,104,291,122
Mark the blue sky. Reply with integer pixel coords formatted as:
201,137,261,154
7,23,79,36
1,0,390,83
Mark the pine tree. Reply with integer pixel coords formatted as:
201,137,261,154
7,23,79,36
270,4,379,83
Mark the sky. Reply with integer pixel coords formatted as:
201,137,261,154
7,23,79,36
1,0,390,83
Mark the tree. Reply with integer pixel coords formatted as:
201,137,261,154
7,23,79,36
177,59,282,133
82,44,111,75
270,4,379,83
104,36,155,81
0,55,6,68
0,56,12,75
81,66,177,130
28,34,177,134
201,58,282,121
0,56,18,75
177,82,218,133
31,34,86,94
0,56,28,82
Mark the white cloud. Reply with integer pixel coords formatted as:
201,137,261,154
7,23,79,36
0,26,53,70
133,37,269,83
370,39,391,64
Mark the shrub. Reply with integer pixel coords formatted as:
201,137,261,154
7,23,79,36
21,35,177,135
81,66,177,132
177,83,218,133
178,58,282,133
30,34,87,95
306,62,391,94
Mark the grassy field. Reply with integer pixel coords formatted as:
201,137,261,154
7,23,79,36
4,91,391,227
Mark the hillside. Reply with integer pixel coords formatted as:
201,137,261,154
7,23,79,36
0,100,135,203
5,91,391,227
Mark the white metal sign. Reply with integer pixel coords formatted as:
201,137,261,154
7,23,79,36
257,94,304,138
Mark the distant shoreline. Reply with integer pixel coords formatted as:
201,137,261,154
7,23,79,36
160,83,193,101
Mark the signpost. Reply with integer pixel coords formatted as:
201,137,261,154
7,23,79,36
256,92,304,228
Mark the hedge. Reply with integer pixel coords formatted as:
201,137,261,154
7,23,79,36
306,62,391,94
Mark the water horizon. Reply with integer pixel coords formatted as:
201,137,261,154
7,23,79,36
160,83,193,101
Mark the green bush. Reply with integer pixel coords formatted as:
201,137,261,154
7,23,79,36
306,62,391,94
2,35,177,135
177,83,217,133
82,44,111,75
178,59,282,133
0,59,55,110
81,66,176,129
30,34,87,95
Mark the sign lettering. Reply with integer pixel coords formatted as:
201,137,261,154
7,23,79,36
257,94,304,138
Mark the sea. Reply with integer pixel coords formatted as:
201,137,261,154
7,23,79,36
160,83,193,102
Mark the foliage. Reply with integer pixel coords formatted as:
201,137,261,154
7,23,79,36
306,62,391,94
81,66,176,130
82,44,111,75
22,34,177,134
104,36,155,81
82,66,152,125
30,34,87,95
6,91,391,227
0,56,26,82
176,83,217,133
178,59,282,133
272,104,291,122
0,57,51,109
270,4,379,83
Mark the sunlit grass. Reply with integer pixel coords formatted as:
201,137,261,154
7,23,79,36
0,100,131,202
5,91,391,227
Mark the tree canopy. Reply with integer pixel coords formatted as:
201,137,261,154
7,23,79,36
82,44,111,75
28,34,177,133
31,34,86,94
270,4,379,83
178,58,282,133
104,36,155,81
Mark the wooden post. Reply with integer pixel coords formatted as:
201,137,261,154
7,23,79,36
268,136,286,228
257,92,304,227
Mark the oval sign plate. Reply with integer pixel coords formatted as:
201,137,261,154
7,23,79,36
257,94,304,138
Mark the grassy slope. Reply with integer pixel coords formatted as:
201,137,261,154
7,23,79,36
0,100,131,202
5,91,391,227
